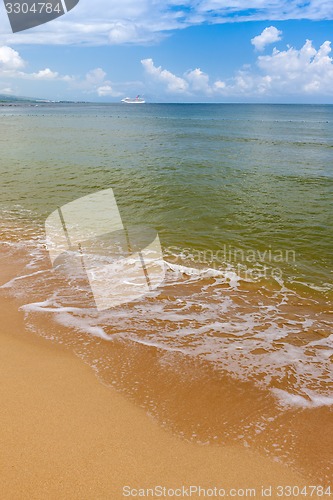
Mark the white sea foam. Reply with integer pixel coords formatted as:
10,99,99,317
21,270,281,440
2,228,332,410
54,312,111,341
165,261,225,279
272,389,333,409
20,299,85,315
0,270,48,289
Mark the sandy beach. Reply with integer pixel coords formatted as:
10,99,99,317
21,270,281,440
0,294,307,500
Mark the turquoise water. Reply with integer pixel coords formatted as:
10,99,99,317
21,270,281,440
0,104,332,480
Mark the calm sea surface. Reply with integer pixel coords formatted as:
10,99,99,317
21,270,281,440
0,103,332,481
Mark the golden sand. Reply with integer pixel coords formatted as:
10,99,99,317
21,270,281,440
0,295,309,500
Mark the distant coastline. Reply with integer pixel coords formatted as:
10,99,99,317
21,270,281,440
1,93,333,106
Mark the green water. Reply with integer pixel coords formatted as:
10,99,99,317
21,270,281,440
1,103,332,292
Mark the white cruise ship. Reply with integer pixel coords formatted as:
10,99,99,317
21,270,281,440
121,95,145,104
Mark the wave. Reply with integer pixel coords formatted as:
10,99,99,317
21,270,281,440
0,214,332,412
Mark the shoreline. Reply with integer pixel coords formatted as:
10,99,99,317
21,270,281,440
0,296,307,499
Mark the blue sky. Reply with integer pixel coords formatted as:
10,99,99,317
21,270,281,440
0,0,333,102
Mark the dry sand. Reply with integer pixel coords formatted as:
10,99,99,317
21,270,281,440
0,297,306,500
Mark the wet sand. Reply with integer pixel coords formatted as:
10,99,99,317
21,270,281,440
0,295,307,500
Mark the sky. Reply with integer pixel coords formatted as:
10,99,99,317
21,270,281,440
0,0,333,102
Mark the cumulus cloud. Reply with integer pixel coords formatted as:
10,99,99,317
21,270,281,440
141,58,189,93
185,68,211,93
0,0,332,46
0,45,25,70
97,84,122,97
28,68,72,82
251,26,282,51
256,39,333,95
141,58,229,97
31,68,59,80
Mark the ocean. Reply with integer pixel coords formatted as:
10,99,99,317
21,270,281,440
0,103,332,482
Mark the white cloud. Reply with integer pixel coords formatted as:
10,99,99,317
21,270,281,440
0,45,25,70
97,84,121,97
141,58,189,93
185,68,211,94
107,22,159,45
0,0,332,46
142,58,228,97
108,22,138,44
256,39,333,95
251,26,282,51
85,68,107,85
28,68,73,81
214,80,226,90
0,86,14,93
31,68,59,80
